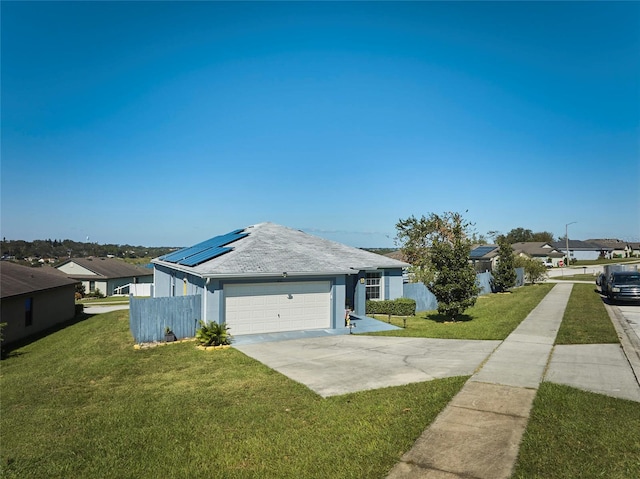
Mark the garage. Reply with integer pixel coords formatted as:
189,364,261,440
224,281,331,335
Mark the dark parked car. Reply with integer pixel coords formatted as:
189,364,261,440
596,273,607,294
606,271,640,303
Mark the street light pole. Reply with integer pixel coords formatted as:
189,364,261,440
565,221,577,268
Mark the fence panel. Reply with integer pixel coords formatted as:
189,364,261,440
476,271,493,295
403,282,438,312
129,295,202,343
404,269,526,312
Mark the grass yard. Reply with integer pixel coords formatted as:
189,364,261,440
555,283,619,344
368,283,554,340
513,383,640,479
0,310,466,479
552,274,598,281
3,283,638,478
77,295,131,304
573,258,640,266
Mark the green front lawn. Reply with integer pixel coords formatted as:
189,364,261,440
513,383,640,479
555,283,619,344
552,274,598,281
0,310,465,478
3,284,638,478
368,283,554,340
77,295,131,304
573,258,640,266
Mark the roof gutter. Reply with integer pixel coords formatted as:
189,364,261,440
201,270,360,280
153,260,406,279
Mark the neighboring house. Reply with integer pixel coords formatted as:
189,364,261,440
383,250,411,282
152,222,409,336
56,257,153,296
511,242,565,266
587,239,634,259
469,245,499,272
1,261,78,345
552,240,611,261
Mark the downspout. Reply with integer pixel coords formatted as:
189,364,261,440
203,278,211,323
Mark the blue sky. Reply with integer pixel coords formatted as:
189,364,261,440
2,1,638,248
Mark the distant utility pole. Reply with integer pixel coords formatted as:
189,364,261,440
565,221,577,267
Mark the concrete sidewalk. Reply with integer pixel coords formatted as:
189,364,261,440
387,282,571,479
387,282,640,478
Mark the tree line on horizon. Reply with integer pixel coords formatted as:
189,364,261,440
0,238,174,264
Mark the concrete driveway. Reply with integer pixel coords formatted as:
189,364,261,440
235,335,500,397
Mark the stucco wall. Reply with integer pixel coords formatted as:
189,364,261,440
571,250,601,261
384,268,404,300
1,285,76,345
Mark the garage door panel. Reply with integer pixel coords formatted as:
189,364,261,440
224,281,331,335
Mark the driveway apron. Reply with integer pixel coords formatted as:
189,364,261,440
235,336,500,398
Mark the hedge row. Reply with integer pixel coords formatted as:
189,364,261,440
365,298,416,316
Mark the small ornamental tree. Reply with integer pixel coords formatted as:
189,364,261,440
492,237,517,292
397,211,479,322
514,256,548,284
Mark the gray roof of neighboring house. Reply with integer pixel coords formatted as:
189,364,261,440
552,240,610,251
153,222,410,278
384,250,409,262
511,242,564,258
587,239,632,250
1,261,78,298
56,257,153,279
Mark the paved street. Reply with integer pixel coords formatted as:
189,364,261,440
83,304,130,314
618,302,640,342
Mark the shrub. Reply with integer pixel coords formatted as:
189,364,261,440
366,298,416,317
85,288,105,299
195,320,232,346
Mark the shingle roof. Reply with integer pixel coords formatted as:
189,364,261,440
383,250,409,262
1,261,78,298
153,222,409,277
586,239,629,250
511,242,564,257
56,257,153,279
551,240,608,251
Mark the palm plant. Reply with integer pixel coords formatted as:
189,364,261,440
195,320,232,346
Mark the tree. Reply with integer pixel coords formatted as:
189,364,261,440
504,228,555,244
514,256,548,284
470,232,488,245
492,237,517,292
531,231,555,242
505,227,534,243
396,212,479,321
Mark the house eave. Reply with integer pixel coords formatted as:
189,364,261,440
152,259,404,279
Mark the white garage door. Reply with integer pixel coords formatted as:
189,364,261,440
224,281,331,335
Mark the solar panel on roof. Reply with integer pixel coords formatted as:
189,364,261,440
160,232,239,262
159,229,248,266
470,246,497,259
177,246,232,266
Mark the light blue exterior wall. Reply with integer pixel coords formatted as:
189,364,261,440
384,268,404,300
571,250,600,261
153,264,401,332
332,276,346,328
153,265,172,297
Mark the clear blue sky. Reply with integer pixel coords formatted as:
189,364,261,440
2,1,638,247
